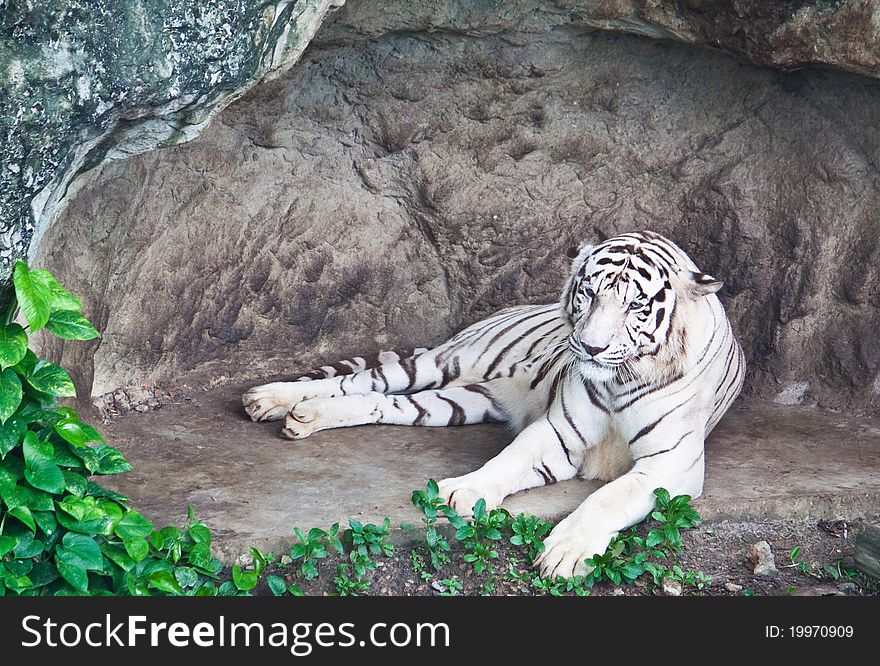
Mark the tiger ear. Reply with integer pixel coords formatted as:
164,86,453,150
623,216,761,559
568,243,594,264
687,271,723,297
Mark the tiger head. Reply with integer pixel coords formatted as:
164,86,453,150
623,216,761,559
561,231,722,383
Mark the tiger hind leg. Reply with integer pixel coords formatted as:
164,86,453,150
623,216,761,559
280,384,504,439
242,347,436,422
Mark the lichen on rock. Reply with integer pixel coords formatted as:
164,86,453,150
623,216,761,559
0,0,343,293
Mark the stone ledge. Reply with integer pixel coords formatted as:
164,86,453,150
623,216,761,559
96,386,880,561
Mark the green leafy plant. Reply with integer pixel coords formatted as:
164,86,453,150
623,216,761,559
572,488,710,593
266,574,304,597
0,263,232,596
503,554,531,587
438,577,462,596
530,574,555,595
333,563,370,596
582,535,648,587
411,479,452,570
409,549,433,582
668,564,712,590
644,487,701,553
549,575,591,597
478,578,496,596
638,560,711,591
787,547,862,584
821,558,860,582
509,512,553,562
344,518,394,578
451,499,509,575
505,488,705,594
133,506,224,596
289,524,343,580
225,546,274,595
526,571,590,596
788,546,813,576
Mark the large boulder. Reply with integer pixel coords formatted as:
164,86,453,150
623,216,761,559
34,13,880,414
0,0,344,291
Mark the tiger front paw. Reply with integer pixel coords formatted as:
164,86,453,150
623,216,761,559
534,515,616,579
438,474,504,517
242,382,301,422
280,401,321,439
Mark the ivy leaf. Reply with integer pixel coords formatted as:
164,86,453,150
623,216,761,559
55,559,89,593
0,466,22,504
0,324,28,370
26,361,76,398
97,500,124,535
0,535,16,557
13,262,51,332
232,564,258,592
102,543,135,572
188,523,212,545
0,411,27,457
126,574,150,597
85,482,129,504
62,470,88,497
10,506,36,533
174,566,199,589
22,432,65,494
33,510,58,537
92,445,131,474
124,537,150,563
11,532,43,558
148,571,182,595
20,486,54,512
56,532,104,571
45,310,100,341
0,368,23,424
28,270,83,313
187,543,221,574
115,509,155,541
56,498,107,536
266,575,288,596
24,456,65,494
55,419,105,447
58,495,100,522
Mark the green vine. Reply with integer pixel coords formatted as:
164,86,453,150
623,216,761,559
0,262,227,596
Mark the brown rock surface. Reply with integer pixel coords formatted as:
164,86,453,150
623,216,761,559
34,21,880,413
320,1,880,80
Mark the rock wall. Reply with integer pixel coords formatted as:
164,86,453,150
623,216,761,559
0,0,343,289
7,1,880,289
34,9,880,414
321,0,880,78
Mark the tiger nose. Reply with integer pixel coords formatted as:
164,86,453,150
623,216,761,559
584,344,608,357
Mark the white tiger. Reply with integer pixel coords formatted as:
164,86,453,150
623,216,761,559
243,230,745,578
